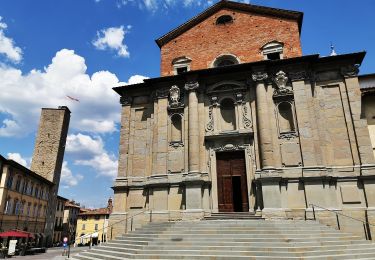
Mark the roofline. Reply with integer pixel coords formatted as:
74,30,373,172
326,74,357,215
57,195,69,201
359,73,375,78
113,52,366,94
3,158,55,186
155,0,303,48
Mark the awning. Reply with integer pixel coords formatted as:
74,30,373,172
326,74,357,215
80,232,98,239
0,230,34,238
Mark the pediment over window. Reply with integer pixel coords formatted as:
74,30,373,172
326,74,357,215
207,81,246,94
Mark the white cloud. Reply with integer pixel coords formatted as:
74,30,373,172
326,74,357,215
117,0,250,11
0,49,147,137
124,74,148,85
93,26,130,58
0,17,22,63
61,161,83,187
7,153,29,167
66,133,118,178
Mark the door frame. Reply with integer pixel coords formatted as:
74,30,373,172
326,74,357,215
210,144,254,213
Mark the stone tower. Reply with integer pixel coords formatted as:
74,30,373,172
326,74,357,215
31,106,71,185
31,106,70,245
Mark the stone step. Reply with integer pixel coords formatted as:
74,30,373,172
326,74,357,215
122,233,362,240
143,243,374,252
134,230,348,235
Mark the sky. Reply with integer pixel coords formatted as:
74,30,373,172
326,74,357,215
0,0,374,208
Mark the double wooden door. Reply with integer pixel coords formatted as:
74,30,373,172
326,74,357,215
217,151,249,212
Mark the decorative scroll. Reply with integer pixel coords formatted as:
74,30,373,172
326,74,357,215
252,72,268,82
205,106,214,133
279,132,298,140
184,81,199,91
242,105,252,129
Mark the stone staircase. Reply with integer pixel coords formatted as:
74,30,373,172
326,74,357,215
71,216,375,259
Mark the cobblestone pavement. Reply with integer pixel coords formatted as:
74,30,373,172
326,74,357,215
9,246,88,260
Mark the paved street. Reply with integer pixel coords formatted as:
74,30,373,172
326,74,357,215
10,246,89,260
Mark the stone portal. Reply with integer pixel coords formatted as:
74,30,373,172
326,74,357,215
217,151,249,212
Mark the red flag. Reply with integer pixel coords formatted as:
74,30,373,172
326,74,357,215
66,95,80,102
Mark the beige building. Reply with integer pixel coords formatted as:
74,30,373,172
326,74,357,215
0,155,52,237
360,74,375,159
63,200,81,243
53,195,68,244
109,1,375,238
75,199,112,246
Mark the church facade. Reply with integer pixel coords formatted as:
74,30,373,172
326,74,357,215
110,1,375,237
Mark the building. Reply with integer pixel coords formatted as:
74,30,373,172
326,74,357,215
0,155,53,237
53,195,68,245
75,199,112,246
0,106,70,246
110,0,375,238
360,74,375,159
63,200,81,243
30,106,70,245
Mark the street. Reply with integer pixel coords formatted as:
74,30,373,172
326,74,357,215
10,246,89,260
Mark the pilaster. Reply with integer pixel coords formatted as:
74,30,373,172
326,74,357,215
118,96,132,177
253,72,274,169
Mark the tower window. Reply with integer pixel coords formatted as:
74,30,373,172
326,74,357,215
172,56,191,75
216,15,233,25
261,41,284,60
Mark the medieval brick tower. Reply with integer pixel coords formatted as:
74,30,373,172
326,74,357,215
31,106,70,244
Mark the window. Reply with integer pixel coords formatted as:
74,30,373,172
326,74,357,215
277,102,295,133
212,54,239,68
82,224,86,230
176,67,187,75
220,98,236,131
262,41,284,60
23,180,28,194
27,203,31,217
15,177,21,192
29,183,34,196
6,172,14,189
34,187,39,198
4,198,12,214
33,204,38,217
14,199,19,215
171,114,182,143
172,56,191,75
216,15,233,25
95,224,98,231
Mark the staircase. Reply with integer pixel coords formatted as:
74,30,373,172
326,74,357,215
72,215,375,259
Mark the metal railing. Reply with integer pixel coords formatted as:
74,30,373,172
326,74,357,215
66,209,152,258
309,204,373,240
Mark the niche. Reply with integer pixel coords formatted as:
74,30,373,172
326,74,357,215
220,98,236,131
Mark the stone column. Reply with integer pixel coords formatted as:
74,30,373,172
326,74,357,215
253,72,274,169
184,81,203,216
118,96,132,177
154,88,169,175
185,81,200,173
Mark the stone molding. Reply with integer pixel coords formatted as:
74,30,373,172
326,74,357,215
252,72,268,82
120,96,132,106
289,71,308,82
341,64,360,78
184,81,199,92
154,87,170,99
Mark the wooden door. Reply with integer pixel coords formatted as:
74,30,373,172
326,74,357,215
217,151,249,212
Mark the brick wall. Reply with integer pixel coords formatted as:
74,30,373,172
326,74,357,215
160,8,302,76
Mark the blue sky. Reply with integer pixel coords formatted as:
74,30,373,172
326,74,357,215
0,0,374,208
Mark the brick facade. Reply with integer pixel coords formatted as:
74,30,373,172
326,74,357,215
160,8,302,76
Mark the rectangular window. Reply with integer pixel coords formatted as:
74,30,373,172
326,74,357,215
82,224,85,230
95,224,98,231
176,66,188,75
